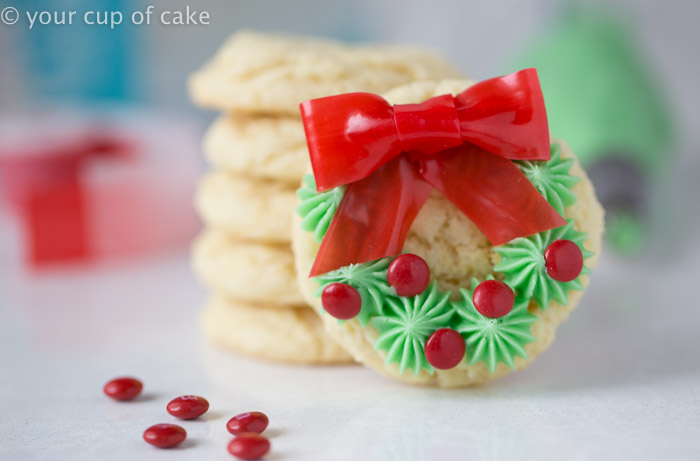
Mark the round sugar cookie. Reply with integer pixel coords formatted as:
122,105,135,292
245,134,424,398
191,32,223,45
193,230,304,306
201,296,353,364
292,79,605,387
203,115,308,185
188,30,463,115
195,171,295,243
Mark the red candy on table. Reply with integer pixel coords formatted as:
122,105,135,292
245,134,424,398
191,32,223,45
166,395,210,420
544,239,584,282
424,328,466,370
143,424,187,448
321,282,362,320
228,433,271,460
387,253,430,297
472,280,515,319
227,412,269,435
103,377,143,401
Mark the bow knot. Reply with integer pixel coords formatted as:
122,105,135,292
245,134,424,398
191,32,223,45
394,94,462,154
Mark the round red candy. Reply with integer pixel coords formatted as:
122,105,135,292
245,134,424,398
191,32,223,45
473,280,514,318
544,239,584,282
387,253,430,297
227,412,269,435
103,377,143,401
143,424,186,448
228,433,271,460
166,395,209,420
424,328,466,369
321,283,361,320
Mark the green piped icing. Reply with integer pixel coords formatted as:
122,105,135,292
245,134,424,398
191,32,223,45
494,220,594,309
454,277,537,372
296,174,345,243
370,281,453,376
300,142,595,375
313,258,394,326
517,142,580,214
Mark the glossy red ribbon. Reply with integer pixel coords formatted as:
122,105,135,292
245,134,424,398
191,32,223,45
301,69,566,276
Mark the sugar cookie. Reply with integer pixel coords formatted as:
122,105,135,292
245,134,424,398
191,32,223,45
195,171,295,243
201,296,353,364
202,115,308,185
189,30,463,115
193,230,303,306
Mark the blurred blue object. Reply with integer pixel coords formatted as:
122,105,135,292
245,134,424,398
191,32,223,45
21,0,140,102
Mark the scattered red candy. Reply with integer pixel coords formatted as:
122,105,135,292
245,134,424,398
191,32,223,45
228,433,271,460
227,412,269,435
544,239,583,282
103,377,143,401
473,280,514,318
424,328,466,369
387,253,430,297
166,395,209,420
143,424,186,448
321,283,361,320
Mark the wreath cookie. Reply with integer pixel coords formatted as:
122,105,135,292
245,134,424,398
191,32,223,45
292,71,604,387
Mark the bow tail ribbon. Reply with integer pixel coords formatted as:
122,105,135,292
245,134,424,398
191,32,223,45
309,144,565,277
418,144,566,245
310,155,432,277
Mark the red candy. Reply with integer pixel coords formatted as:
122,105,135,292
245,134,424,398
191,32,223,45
321,283,361,320
103,377,143,401
473,280,514,318
166,395,209,420
228,433,271,460
143,424,186,448
227,412,269,435
387,253,430,297
544,239,583,282
424,328,466,369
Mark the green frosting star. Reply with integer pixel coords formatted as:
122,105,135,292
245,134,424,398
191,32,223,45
314,258,394,326
454,277,538,372
370,281,453,376
517,142,580,215
296,174,345,243
493,220,594,309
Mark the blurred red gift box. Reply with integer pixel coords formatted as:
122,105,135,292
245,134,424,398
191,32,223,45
0,109,202,266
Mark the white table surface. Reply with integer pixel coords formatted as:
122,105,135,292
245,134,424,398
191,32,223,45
1,207,700,461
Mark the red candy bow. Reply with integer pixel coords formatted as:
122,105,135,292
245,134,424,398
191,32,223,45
301,68,566,276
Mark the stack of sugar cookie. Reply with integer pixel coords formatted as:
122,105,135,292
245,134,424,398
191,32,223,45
188,30,462,364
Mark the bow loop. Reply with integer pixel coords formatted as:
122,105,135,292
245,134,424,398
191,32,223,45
454,68,549,160
301,92,402,191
